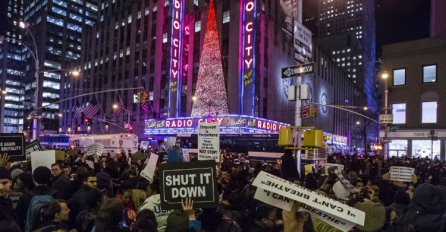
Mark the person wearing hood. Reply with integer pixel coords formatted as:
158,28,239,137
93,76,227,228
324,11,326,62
138,178,172,232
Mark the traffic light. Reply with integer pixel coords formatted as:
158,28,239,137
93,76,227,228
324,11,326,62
84,118,91,126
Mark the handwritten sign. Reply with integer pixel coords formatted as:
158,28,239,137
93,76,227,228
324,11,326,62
0,133,25,161
198,122,220,161
159,160,218,209
389,166,414,182
86,143,104,156
252,171,365,226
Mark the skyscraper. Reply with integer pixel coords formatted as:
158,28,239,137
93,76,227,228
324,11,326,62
0,0,26,133
316,0,376,108
22,0,98,134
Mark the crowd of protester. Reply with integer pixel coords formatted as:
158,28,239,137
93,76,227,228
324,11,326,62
0,147,446,232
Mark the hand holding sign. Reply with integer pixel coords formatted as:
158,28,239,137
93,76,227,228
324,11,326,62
283,202,305,232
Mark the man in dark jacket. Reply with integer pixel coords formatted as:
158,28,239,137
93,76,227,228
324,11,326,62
15,166,54,230
0,167,17,222
50,163,70,199
67,171,97,229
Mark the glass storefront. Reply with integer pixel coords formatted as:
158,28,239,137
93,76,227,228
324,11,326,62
412,140,440,159
389,140,408,157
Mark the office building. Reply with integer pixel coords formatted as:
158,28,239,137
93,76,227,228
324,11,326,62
23,0,98,133
0,0,26,133
381,36,446,159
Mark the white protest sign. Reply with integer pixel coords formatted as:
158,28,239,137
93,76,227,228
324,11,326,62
198,122,220,162
336,172,360,193
252,171,365,226
31,150,57,172
299,203,355,232
182,149,190,162
85,160,94,169
254,188,294,211
86,143,104,156
140,153,159,183
389,166,414,182
324,163,344,175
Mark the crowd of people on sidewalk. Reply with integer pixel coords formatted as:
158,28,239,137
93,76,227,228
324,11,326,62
0,148,446,232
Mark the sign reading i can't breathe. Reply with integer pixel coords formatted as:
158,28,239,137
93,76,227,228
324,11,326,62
159,160,218,210
198,122,220,161
0,133,25,162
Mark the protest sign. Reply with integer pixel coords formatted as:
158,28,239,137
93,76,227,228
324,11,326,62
323,163,344,175
198,122,220,161
389,166,414,182
336,172,360,193
0,133,25,162
254,188,294,211
86,143,104,156
140,153,159,183
31,150,56,172
25,140,42,158
252,171,365,226
159,160,218,210
299,203,356,232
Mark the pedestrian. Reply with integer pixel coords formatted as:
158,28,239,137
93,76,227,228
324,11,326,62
94,198,130,232
32,199,72,232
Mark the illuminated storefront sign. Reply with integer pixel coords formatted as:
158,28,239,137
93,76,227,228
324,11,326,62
168,0,185,116
333,135,348,146
239,0,257,115
324,132,333,145
144,114,289,135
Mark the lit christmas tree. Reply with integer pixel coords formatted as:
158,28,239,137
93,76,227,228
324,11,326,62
191,0,229,116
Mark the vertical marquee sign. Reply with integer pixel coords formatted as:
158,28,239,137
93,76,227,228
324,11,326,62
169,0,185,117
239,0,257,115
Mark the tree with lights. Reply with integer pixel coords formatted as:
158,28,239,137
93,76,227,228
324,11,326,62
191,0,229,116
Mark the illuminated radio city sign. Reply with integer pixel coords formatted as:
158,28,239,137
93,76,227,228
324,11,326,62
144,114,289,134
239,0,257,115
169,0,184,94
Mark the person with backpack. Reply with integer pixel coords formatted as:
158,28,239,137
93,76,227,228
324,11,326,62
16,166,54,232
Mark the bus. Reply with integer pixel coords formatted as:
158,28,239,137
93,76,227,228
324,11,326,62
39,133,139,154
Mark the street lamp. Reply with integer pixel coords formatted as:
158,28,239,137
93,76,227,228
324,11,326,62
381,71,390,158
363,106,368,111
19,21,40,141
356,121,361,125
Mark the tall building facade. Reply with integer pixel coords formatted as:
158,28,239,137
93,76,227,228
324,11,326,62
0,0,26,133
72,0,361,149
23,0,98,134
317,0,376,109
431,0,446,37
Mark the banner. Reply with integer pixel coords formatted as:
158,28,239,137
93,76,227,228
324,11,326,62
31,150,56,172
299,203,356,232
254,188,294,211
25,140,42,158
0,133,25,162
198,122,220,161
140,153,159,183
86,143,104,156
159,160,218,210
389,166,414,182
252,171,365,226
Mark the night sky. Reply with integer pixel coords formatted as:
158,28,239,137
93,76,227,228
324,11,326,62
375,0,431,57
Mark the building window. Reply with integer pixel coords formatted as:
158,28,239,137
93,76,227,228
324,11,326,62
422,101,437,123
423,65,437,83
412,140,440,159
223,11,230,24
393,68,405,86
392,103,406,124
388,140,408,157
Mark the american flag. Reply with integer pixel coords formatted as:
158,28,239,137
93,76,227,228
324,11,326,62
84,98,101,118
74,102,86,119
142,101,150,113
114,101,125,115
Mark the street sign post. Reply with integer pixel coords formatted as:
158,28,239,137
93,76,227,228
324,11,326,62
379,114,393,124
282,63,315,78
301,105,310,118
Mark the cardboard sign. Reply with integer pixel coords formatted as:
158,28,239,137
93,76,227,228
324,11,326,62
31,150,56,172
25,141,42,158
0,133,25,162
299,203,355,232
86,144,104,156
336,172,360,193
252,171,365,226
140,153,159,183
159,160,218,210
198,122,220,161
389,166,414,182
323,163,344,175
182,149,190,162
254,188,294,211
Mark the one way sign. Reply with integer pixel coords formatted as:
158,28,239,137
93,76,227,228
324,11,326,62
282,63,315,78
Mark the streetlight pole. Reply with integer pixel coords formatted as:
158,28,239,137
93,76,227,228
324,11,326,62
381,72,389,158
20,21,40,141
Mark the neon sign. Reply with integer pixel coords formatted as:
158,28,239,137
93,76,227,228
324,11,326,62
168,0,185,117
239,0,257,115
144,114,289,135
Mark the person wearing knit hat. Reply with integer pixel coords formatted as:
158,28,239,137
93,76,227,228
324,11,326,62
354,199,386,232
